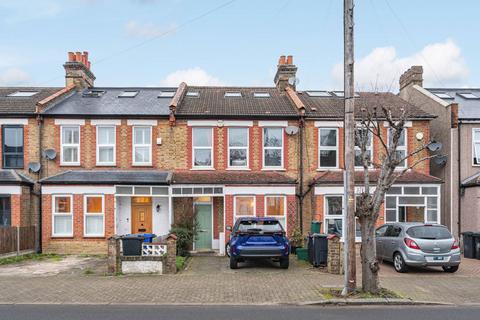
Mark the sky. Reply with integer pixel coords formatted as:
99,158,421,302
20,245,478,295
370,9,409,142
0,0,478,91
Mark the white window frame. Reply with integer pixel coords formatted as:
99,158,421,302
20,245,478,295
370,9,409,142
262,127,284,169
354,126,373,168
60,125,80,166
233,195,256,220
228,127,249,169
264,195,287,231
318,127,339,169
388,127,407,169
473,128,480,166
132,126,152,166
83,195,105,237
96,126,116,166
192,127,213,169
52,195,73,237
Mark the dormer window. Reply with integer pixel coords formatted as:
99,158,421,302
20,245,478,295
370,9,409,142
458,93,479,99
158,91,175,98
306,91,331,97
82,90,105,98
7,91,38,97
118,91,138,98
225,92,242,98
186,91,199,97
253,92,270,98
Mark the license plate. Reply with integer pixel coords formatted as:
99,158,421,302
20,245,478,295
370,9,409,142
433,256,444,261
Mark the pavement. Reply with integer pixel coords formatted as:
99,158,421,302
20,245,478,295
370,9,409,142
0,255,479,306
1,305,480,320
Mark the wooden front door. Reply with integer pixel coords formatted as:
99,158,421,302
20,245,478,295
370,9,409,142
131,197,152,234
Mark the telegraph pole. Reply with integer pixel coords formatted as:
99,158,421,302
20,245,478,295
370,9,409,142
343,0,357,295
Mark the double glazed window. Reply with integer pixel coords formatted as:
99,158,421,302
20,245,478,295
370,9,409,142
473,129,480,165
324,196,343,236
133,126,152,165
263,127,283,168
2,126,24,169
61,126,80,165
84,195,104,237
0,196,11,226
234,196,255,217
265,195,286,229
192,127,213,168
52,196,73,236
354,127,373,167
388,128,407,168
97,126,115,165
318,128,338,168
228,128,248,168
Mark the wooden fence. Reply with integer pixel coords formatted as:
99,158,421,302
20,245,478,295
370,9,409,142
0,226,36,255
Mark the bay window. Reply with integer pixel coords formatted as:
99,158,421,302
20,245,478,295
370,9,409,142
84,195,104,237
192,127,213,168
61,126,80,165
52,195,73,236
263,127,283,168
234,196,255,217
2,126,24,169
318,128,338,168
97,126,115,165
133,126,152,165
228,128,248,168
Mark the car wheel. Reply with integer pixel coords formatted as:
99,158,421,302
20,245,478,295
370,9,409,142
225,243,231,257
280,257,289,269
393,252,408,273
229,255,238,269
442,265,459,273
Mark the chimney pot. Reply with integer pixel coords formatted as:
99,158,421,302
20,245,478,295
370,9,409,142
278,55,286,65
274,55,297,91
75,52,82,62
64,50,95,89
287,55,293,64
68,52,75,62
399,65,423,90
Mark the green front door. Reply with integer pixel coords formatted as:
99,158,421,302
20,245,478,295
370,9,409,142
195,204,212,250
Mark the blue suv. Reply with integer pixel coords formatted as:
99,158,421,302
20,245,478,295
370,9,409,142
226,217,290,269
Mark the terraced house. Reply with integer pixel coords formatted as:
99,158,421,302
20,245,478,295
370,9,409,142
2,52,444,255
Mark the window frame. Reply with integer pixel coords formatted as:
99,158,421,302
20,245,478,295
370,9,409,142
354,126,373,168
318,127,339,169
388,127,407,169
264,195,287,231
192,127,214,169
52,195,73,237
227,127,249,169
132,126,152,166
0,195,11,226
60,125,80,166
234,195,256,219
96,125,116,166
262,127,284,169
2,125,24,169
473,128,480,166
83,195,105,237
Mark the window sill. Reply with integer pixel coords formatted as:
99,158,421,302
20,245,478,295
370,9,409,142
190,168,215,171
132,163,153,167
226,168,251,171
83,235,105,239
60,163,80,167
261,168,286,171
51,236,74,239
96,163,116,167
317,168,341,171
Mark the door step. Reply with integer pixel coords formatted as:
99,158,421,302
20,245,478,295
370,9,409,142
189,250,218,257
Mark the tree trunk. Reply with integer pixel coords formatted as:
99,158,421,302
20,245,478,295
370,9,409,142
360,215,380,293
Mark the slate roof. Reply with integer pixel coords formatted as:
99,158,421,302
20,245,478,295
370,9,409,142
42,87,177,117
313,170,442,185
298,91,434,119
172,171,297,185
0,170,34,185
0,87,62,115
175,86,298,118
426,88,480,120
40,170,172,185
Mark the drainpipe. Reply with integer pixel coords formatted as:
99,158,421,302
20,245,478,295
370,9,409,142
457,122,462,237
298,117,305,233
36,114,43,253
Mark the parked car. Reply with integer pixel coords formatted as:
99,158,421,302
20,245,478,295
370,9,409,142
376,222,461,273
226,217,290,269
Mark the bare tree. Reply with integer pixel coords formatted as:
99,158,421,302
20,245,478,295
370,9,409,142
354,104,436,294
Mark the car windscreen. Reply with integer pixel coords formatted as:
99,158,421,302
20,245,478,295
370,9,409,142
406,226,452,240
237,220,283,233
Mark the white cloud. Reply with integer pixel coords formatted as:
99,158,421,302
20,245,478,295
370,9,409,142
0,68,30,86
124,20,177,38
160,67,224,86
331,39,469,91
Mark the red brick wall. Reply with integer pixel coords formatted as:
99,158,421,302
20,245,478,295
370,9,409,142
10,195,21,227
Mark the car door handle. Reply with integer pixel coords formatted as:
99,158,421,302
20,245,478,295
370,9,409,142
391,241,395,244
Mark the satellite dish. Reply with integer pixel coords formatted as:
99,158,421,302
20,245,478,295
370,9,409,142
28,162,41,173
43,149,57,160
427,141,442,152
285,126,299,135
288,77,300,86
433,155,447,166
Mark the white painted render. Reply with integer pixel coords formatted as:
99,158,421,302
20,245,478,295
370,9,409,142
224,186,295,195
54,119,85,125
0,185,22,195
0,118,28,125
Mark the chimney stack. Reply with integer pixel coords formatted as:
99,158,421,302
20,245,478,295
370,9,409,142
64,51,96,89
399,66,423,91
274,55,298,92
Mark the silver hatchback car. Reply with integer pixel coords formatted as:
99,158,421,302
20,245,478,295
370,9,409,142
376,223,461,273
